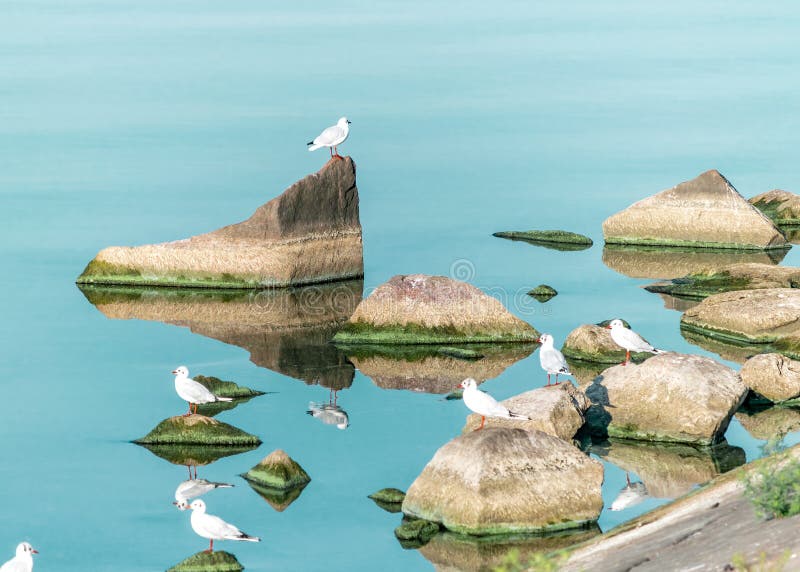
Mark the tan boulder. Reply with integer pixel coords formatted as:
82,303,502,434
750,189,800,225
589,353,746,445
603,170,787,250
561,324,652,365
739,353,800,402
333,274,538,344
461,382,590,440
77,157,363,288
402,428,604,535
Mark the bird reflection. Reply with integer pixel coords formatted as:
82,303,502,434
610,473,649,511
174,478,235,511
306,389,349,430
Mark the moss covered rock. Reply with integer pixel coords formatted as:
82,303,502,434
750,189,800,225
242,449,310,490
138,443,258,467
394,518,440,546
527,284,558,301
192,375,265,417
645,263,800,300
167,550,243,572
493,230,593,251
135,415,261,447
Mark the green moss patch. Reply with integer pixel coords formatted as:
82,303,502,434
77,259,261,289
192,375,265,417
245,480,308,512
493,230,593,251
751,199,800,226
395,518,441,548
528,285,558,301
333,321,538,345
242,449,310,490
369,488,406,504
137,443,258,467
134,415,261,447
645,271,753,300
167,550,243,572
560,347,652,366
604,236,790,251
436,347,485,360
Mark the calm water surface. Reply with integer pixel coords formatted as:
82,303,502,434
2,1,800,570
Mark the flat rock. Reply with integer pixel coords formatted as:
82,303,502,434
333,274,538,344
646,263,800,300
401,427,604,535
680,288,800,359
750,189,800,225
739,353,800,403
242,449,310,490
134,415,261,447
561,323,652,365
588,353,746,445
77,157,363,288
167,550,243,572
493,230,593,251
461,382,590,441
603,170,788,250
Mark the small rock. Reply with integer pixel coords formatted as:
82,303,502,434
402,427,604,535
394,518,440,547
134,415,261,447
493,230,593,251
369,488,406,504
242,449,310,490
167,551,244,572
192,375,265,417
527,284,558,301
561,323,652,365
750,189,800,225
646,263,800,300
461,382,590,441
739,354,800,403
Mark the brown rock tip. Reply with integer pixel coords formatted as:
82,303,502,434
242,449,311,490
77,157,363,288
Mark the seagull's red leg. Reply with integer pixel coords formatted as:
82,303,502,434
625,350,630,365
205,539,214,553
475,416,485,431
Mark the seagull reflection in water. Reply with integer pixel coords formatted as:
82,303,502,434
610,473,650,511
174,478,235,511
307,387,349,430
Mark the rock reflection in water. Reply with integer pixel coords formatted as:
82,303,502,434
418,527,600,572
343,344,536,394
609,474,649,512
736,406,800,441
78,280,363,389
602,245,785,280
653,293,701,313
139,443,259,479
594,439,745,498
243,480,309,513
680,327,763,365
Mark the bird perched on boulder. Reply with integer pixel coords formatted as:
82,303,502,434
537,333,572,385
606,319,665,365
171,366,233,416
458,378,529,430
307,116,351,158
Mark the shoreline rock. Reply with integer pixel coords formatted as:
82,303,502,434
750,189,800,225
77,157,363,289
603,170,789,251
645,263,800,300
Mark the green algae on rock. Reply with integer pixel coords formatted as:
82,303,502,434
394,518,440,548
333,274,539,345
493,230,593,251
750,189,800,225
369,488,406,504
435,346,484,360
135,415,261,447
244,479,308,512
138,443,258,467
241,449,310,490
166,550,243,572
192,375,265,417
645,263,800,300
527,284,558,301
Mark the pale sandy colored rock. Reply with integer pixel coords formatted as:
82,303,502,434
750,189,800,224
461,382,589,440
402,427,604,535
591,353,746,445
78,157,363,288
647,263,800,300
334,274,538,344
735,407,800,440
739,353,800,402
561,324,652,365
603,170,787,250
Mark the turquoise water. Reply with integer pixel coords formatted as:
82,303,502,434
2,1,800,570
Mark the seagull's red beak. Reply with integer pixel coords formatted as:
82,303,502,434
605,326,612,330
31,549,39,554
171,370,178,374
535,337,542,343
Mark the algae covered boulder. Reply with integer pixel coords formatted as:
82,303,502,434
493,230,593,251
561,323,652,365
242,449,310,490
135,415,261,447
588,353,746,445
402,427,604,535
192,375,265,416
739,353,800,403
77,157,363,288
462,382,589,441
527,284,558,301
603,170,788,250
646,263,800,300
167,550,243,572
750,189,800,225
369,488,406,513
333,274,538,344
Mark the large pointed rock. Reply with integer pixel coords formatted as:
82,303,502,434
333,274,538,344
77,157,363,288
402,427,604,535
750,189,800,225
603,170,788,250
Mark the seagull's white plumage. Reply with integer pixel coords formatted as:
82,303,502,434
0,542,37,572
189,499,260,552
172,366,233,415
606,319,664,364
458,378,529,428
307,117,351,155
174,479,234,510
537,333,571,384
306,402,349,430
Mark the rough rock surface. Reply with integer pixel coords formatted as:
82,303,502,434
750,189,800,225
739,353,800,403
401,427,604,535
603,170,788,250
77,157,363,288
561,324,652,365
461,382,590,441
134,415,261,446
333,274,538,344
588,353,746,445
242,449,310,490
680,289,800,358
646,263,800,300
493,230,593,251
167,550,243,572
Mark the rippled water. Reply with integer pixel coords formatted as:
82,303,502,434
2,2,800,570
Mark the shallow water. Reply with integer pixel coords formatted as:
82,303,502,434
2,1,800,570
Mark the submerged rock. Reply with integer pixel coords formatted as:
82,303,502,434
135,415,261,447
645,263,800,300
680,289,800,359
394,518,440,548
493,230,593,251
77,157,363,288
587,353,746,445
333,275,538,345
402,427,604,535
561,323,652,365
461,382,590,441
369,488,406,513
750,189,800,225
167,550,243,572
527,284,558,301
739,353,800,403
242,449,310,490
603,170,788,250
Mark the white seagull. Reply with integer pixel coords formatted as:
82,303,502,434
172,366,233,416
174,478,234,510
537,333,572,385
306,402,349,430
307,117,351,158
458,378,529,430
610,474,649,511
605,319,665,366
0,542,37,572
189,499,260,553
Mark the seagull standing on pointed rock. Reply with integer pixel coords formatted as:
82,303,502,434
189,499,260,553
537,333,572,385
172,366,233,416
458,378,529,430
0,542,37,572
307,116,351,158
606,319,665,366
174,478,234,510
